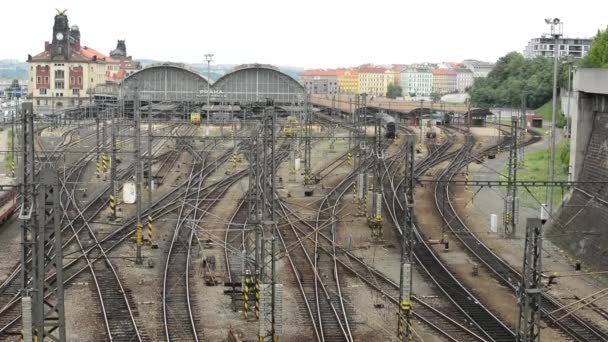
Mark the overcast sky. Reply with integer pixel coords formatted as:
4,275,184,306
3,0,607,68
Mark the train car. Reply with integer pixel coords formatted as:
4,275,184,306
190,112,201,123
376,112,397,139
431,112,452,125
0,191,17,224
283,116,298,138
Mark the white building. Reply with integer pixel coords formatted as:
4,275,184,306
524,36,591,59
455,68,474,93
462,59,495,78
400,67,433,96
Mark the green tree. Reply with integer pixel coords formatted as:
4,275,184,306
581,28,608,68
386,83,402,99
469,51,562,109
430,92,441,102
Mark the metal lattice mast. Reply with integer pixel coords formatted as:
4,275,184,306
95,114,101,178
357,94,368,215
504,116,519,237
370,117,384,239
133,88,143,265
516,218,543,342
304,95,313,185
148,105,153,203
398,135,415,341
243,122,262,321
519,94,527,166
109,105,118,221
258,107,281,341
20,102,37,342
34,168,66,342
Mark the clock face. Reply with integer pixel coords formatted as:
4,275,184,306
56,32,64,41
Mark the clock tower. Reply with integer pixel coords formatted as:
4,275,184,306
51,10,70,59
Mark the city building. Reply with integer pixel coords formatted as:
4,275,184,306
27,11,141,113
400,67,433,96
462,59,495,78
524,36,592,59
299,69,339,94
336,69,358,94
432,68,456,94
454,68,474,93
358,66,392,96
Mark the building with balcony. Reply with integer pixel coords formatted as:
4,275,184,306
455,68,474,93
432,69,456,94
299,69,339,95
336,69,359,94
400,67,433,96
524,36,592,59
358,67,392,96
462,59,495,78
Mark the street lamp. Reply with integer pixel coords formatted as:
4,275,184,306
562,58,574,138
204,53,213,124
546,17,562,215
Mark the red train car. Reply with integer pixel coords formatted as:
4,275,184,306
0,191,17,224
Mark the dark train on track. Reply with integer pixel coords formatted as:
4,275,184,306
376,112,397,139
0,191,17,224
430,112,452,125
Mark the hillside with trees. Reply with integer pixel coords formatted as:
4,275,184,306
469,52,559,109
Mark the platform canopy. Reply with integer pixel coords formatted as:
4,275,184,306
212,64,305,105
120,63,211,102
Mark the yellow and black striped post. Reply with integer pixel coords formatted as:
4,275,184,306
243,272,250,319
96,160,101,178
10,159,15,177
148,215,157,248
398,299,413,341
109,194,116,220
465,173,469,191
102,154,109,172
347,152,352,165
255,277,260,320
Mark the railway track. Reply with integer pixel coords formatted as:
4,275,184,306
435,132,608,342
378,127,516,342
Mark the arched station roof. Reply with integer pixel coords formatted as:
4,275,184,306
212,64,305,104
121,63,210,102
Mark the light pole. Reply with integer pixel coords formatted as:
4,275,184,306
562,58,573,137
546,17,562,215
204,53,213,124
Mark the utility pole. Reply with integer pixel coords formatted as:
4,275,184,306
504,115,519,237
134,88,143,265
519,94,527,166
258,107,281,341
148,105,153,207
204,53,213,125
516,218,543,342
398,135,415,341
96,114,101,178
357,93,368,215
109,105,118,221
370,117,383,239
303,94,313,185
20,103,66,342
565,60,573,137
547,18,562,215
